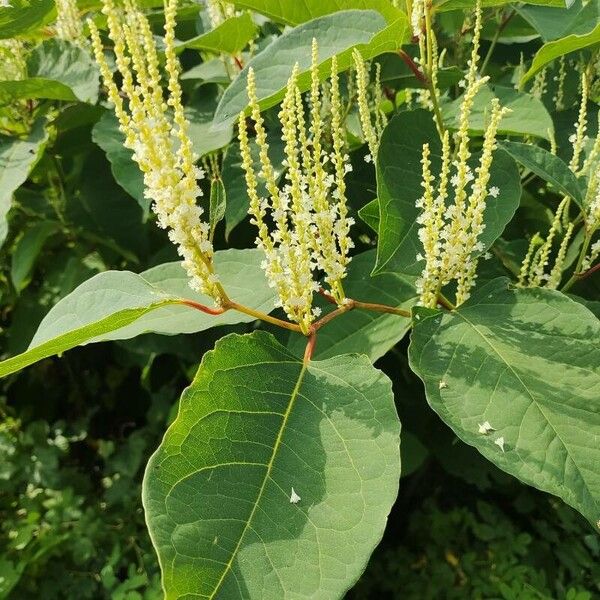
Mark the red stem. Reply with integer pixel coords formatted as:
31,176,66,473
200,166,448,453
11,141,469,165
398,50,429,85
180,299,227,316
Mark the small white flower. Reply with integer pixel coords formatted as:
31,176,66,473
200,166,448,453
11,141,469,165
489,186,500,198
364,153,372,164
494,436,505,452
478,421,494,435
439,380,448,390
290,488,301,504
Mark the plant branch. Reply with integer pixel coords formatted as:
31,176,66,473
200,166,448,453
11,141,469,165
303,331,318,364
351,300,411,318
181,299,227,316
224,300,303,333
398,50,428,85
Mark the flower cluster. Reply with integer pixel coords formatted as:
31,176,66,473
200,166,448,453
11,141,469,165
415,2,509,307
205,0,236,28
352,49,387,163
238,40,354,333
518,198,575,289
55,0,85,45
89,0,222,302
520,68,600,288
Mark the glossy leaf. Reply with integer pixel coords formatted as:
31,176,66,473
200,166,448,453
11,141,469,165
409,277,600,528
213,10,408,124
443,85,554,141
0,249,277,378
358,198,380,231
521,22,600,85
0,120,48,248
288,251,417,360
500,141,584,206
374,109,521,276
143,330,401,599
92,111,147,214
177,12,257,55
231,0,402,25
0,40,100,103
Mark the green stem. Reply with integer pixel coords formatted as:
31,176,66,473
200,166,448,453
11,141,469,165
480,9,516,77
561,231,592,292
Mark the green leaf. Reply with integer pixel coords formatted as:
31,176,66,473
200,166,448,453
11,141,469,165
213,10,408,124
443,85,555,141
11,221,59,292
0,120,48,248
437,0,570,10
499,141,584,206
231,0,402,25
374,109,522,276
409,277,600,528
143,330,401,599
177,12,257,54
91,111,148,214
209,178,226,237
0,40,100,103
0,0,55,39
186,86,234,157
358,198,380,232
521,23,600,86
517,1,587,42
288,251,417,360
0,249,277,378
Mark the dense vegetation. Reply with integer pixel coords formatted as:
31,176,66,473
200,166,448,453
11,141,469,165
1,0,599,598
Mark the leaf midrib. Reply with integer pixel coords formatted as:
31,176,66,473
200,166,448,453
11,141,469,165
208,359,308,599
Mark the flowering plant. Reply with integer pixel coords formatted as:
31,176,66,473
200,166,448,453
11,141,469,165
0,0,599,598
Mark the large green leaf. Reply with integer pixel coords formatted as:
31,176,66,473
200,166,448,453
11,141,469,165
499,141,584,206
91,111,147,214
143,330,401,599
0,249,277,378
213,10,408,124
0,120,48,248
288,251,417,360
0,40,100,103
0,0,55,39
374,109,522,276
517,1,588,41
231,0,402,25
177,12,257,54
521,22,600,85
443,85,555,141
409,277,600,528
